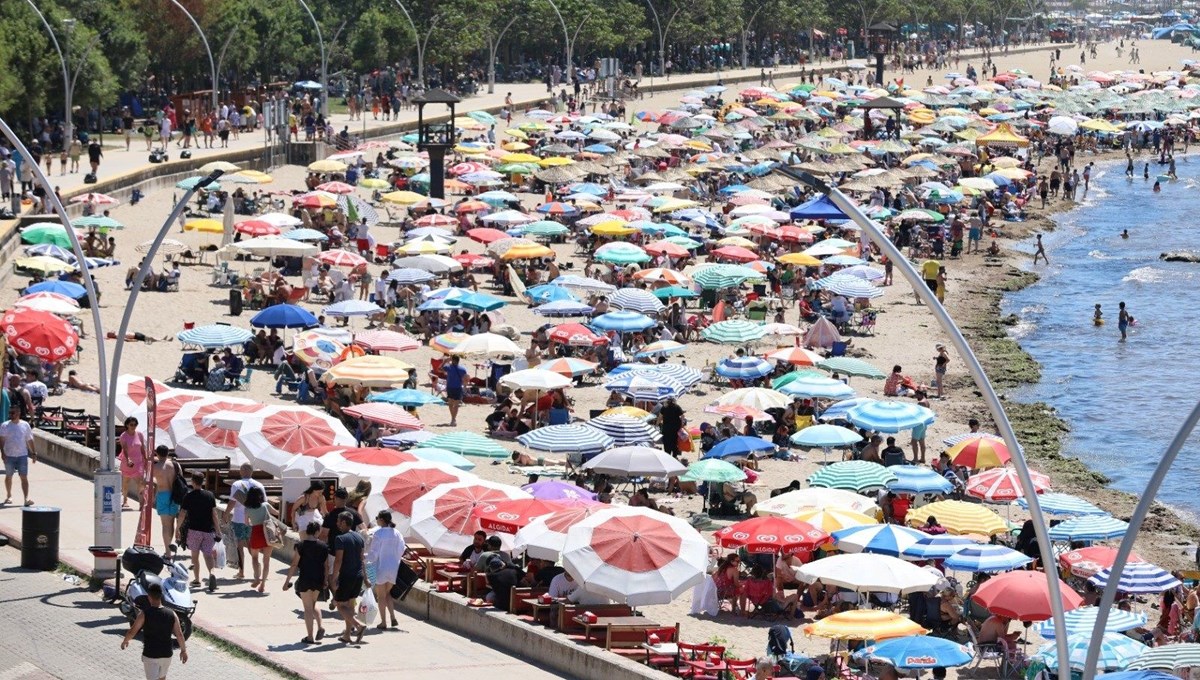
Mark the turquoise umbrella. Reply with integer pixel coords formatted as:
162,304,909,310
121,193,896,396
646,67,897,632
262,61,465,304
681,458,747,483
176,176,222,191
73,215,123,229
521,221,570,237
692,264,763,289
651,286,698,299
816,357,886,379
467,110,496,125
408,447,476,471
807,460,897,492
422,432,509,458
594,243,651,265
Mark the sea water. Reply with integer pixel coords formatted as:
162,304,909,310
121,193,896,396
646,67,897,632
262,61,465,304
1001,156,1200,515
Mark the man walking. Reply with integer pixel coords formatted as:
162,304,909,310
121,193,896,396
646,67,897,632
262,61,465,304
0,405,36,506
330,511,367,644
178,472,221,592
320,487,361,605
444,355,467,427
120,582,188,680
225,463,264,582
150,446,180,554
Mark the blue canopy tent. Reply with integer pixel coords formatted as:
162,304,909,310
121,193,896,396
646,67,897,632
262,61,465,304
789,194,849,221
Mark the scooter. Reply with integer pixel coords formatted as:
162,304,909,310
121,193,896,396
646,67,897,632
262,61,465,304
118,545,195,640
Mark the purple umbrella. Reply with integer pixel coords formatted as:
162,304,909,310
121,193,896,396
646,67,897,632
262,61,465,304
521,480,599,502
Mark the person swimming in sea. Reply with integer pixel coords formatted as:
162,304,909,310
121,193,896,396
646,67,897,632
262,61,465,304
1121,229,1130,239
1118,301,1131,342
1094,304,1104,326
1154,180,1162,193
1144,163,1150,180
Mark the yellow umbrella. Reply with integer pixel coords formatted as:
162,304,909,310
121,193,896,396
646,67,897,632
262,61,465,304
308,159,347,173
230,170,273,183
396,240,451,255
359,178,390,189
184,218,224,233
504,129,528,140
803,610,927,641
501,152,539,163
717,236,757,248
992,167,1031,180
825,143,859,155
908,109,936,125
538,156,574,167
15,256,74,274
503,141,531,151
653,198,698,213
1080,119,1123,133
790,507,878,534
591,221,637,237
501,243,555,260
453,117,488,131
684,140,712,151
322,355,415,387
518,121,551,131
908,500,1008,536
777,252,821,267
602,406,651,419
381,190,426,205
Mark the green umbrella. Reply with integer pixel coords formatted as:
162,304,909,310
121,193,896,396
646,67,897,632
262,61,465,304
496,163,540,174
422,432,510,458
73,215,123,230
693,264,763,289
594,244,651,265
652,285,699,299
176,176,222,191
701,320,766,344
807,460,897,492
467,110,497,125
816,357,886,379
771,369,828,390
522,221,569,237
20,224,73,248
663,236,702,249
681,459,747,483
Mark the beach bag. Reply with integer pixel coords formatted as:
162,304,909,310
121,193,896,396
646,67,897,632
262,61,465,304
390,561,419,601
357,587,378,626
213,540,228,569
170,463,189,505
767,624,794,657
263,515,285,548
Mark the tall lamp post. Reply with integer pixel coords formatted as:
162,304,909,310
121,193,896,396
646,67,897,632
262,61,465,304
165,0,219,113
413,88,460,200
867,22,896,87
296,0,328,116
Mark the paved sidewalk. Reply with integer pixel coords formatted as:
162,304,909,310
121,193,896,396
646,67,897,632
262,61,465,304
0,462,564,680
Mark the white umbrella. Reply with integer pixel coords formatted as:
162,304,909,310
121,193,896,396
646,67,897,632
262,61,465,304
233,237,319,258
313,447,422,486
391,254,463,274
498,368,572,391
754,488,879,516
113,374,176,426
582,446,685,477
561,506,708,605
257,212,303,228
448,332,522,363
408,481,531,556
795,553,940,594
711,387,791,411
514,505,610,560
1047,115,1079,136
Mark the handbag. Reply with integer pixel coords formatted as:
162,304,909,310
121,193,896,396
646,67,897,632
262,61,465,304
170,463,189,505
262,514,286,548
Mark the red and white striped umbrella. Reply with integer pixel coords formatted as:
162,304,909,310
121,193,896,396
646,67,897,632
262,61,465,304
471,498,571,534
114,374,175,426
514,504,610,560
343,403,424,431
234,219,281,237
353,330,421,352
413,214,458,228
966,467,1052,502
149,392,209,443
362,463,473,533
561,506,708,605
316,181,356,194
2,308,79,359
219,406,356,475
314,446,420,485
169,398,264,465
449,161,491,176
315,249,368,268
409,481,531,556
632,268,691,285
14,292,80,314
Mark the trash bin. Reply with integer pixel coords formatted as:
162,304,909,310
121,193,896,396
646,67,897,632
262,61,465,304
21,506,59,570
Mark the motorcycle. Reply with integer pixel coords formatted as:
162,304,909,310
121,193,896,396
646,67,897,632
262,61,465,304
118,545,195,640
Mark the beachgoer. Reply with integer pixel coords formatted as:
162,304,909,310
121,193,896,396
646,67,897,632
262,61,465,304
331,511,368,644
1032,234,1048,265
444,355,467,427
366,509,406,629
243,485,276,593
282,520,328,644
150,446,181,554
1094,304,1103,326
225,463,265,581
177,472,220,592
118,417,146,510
120,581,188,680
1118,301,1130,342
0,406,36,506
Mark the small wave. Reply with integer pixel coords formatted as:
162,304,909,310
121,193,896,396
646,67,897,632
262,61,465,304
1088,250,1110,260
1020,304,1046,315
1123,266,1166,284
1007,319,1037,339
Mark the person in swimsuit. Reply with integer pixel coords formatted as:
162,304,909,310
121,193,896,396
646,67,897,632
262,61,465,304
118,417,146,510
150,446,180,554
1032,234,1048,265
1118,301,1130,342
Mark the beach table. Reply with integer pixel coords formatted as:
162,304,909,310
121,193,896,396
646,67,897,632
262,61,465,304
574,615,660,650
682,657,728,679
435,566,470,594
524,597,563,624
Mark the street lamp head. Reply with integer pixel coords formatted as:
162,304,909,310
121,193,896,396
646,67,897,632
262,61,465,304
197,170,224,190
413,88,461,151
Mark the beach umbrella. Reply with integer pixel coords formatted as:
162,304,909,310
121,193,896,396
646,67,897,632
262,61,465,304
250,304,317,329
779,375,856,400
1099,672,1182,680
176,324,254,349
909,499,1008,535
900,534,979,561
832,523,927,557
170,399,263,465
971,570,1083,621
428,332,470,354
1035,633,1147,672
1035,606,1149,640
499,368,572,392
552,274,617,294
703,435,775,461
790,507,877,534
20,224,76,247
380,431,436,448
342,403,424,432
515,505,609,560
146,392,209,444
540,357,599,378
702,320,767,345
816,357,886,379
944,545,1033,573
1089,563,1182,594
113,374,176,426
393,255,462,275
281,228,328,242
73,215,123,229
521,480,598,502
26,280,84,300
609,289,665,315
315,249,368,268
682,458,748,484
409,481,532,556
803,316,843,348
517,424,614,456
764,347,824,367
472,498,572,534
324,300,384,318
561,506,708,606
948,435,1012,469
713,516,828,555
692,265,763,289
234,219,281,237
796,553,940,595
1017,492,1106,516
860,635,973,669
233,237,318,257
966,467,1051,501
362,463,473,533
354,330,421,353
1058,546,1144,577
292,330,345,370
591,310,657,333
225,406,356,473
609,363,703,388
805,609,928,641
715,356,774,380
388,268,437,286
422,432,510,459
15,256,75,275
448,332,521,362
816,276,883,299
847,400,935,433
444,291,507,312
14,292,80,315
711,387,790,411
1126,644,1200,671
407,448,475,471
315,446,421,483
888,465,954,495
604,373,686,402
635,340,689,358
547,322,608,347
756,488,878,516
1048,515,1129,541
322,355,414,387
808,460,896,492
582,445,683,477
2,308,78,359
526,284,580,306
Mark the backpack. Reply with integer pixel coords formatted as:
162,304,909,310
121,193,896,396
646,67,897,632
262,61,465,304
767,623,794,657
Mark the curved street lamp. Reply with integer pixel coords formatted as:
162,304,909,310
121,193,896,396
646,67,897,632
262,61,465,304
295,0,328,116
22,0,71,142
165,0,219,113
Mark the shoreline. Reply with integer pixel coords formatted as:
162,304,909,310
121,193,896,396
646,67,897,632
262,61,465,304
960,151,1200,567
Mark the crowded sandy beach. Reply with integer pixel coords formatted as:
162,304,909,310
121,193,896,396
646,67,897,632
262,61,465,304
5,18,1200,680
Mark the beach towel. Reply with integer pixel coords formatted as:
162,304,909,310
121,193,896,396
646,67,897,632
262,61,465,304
689,574,719,616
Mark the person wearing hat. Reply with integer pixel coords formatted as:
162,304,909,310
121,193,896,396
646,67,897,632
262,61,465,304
933,344,950,399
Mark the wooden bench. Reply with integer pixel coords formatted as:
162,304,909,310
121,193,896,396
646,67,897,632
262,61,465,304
510,586,549,615
556,603,632,633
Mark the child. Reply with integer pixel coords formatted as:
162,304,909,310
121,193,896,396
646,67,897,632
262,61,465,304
1094,304,1104,326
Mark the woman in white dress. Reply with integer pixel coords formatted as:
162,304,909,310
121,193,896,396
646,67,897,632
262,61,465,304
365,509,406,629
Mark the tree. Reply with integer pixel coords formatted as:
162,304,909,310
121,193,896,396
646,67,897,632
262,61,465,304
477,0,524,93
641,0,708,76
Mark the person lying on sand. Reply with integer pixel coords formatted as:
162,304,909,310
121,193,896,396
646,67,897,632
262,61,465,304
66,370,99,393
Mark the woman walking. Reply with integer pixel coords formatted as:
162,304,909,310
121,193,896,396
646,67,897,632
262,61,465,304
365,510,406,629
118,417,146,510
292,480,325,531
282,521,328,644
243,486,276,593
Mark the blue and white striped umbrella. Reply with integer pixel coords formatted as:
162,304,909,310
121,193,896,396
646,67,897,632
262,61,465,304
888,465,954,494
24,244,73,260
517,424,615,454
715,356,774,380
818,397,877,422
943,544,1032,573
847,400,936,433
790,424,862,449
584,414,661,446
1048,514,1129,541
526,284,580,305
176,324,254,349
813,274,883,299
609,289,665,315
324,300,384,317
1089,563,1182,594
1035,632,1148,672
609,363,703,388
901,535,979,561
778,375,856,400
282,228,329,241
1017,492,1107,516
417,298,457,312
552,274,616,294
407,227,457,240
389,267,437,285
1035,606,1148,640
831,523,928,557
591,310,657,332
534,300,594,317
604,373,686,402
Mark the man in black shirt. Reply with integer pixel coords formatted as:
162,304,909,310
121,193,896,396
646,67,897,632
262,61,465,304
121,582,188,680
331,511,367,644
485,556,521,611
177,472,221,592
319,487,361,600
881,437,908,467
659,396,684,457
458,530,486,567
